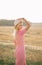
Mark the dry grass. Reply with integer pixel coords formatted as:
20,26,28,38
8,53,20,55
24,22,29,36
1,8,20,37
0,24,42,46
0,26,14,43
0,24,42,65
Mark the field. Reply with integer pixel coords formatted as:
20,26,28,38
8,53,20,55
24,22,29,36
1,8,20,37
0,23,42,65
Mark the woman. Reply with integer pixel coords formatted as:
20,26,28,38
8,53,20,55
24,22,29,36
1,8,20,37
14,18,31,65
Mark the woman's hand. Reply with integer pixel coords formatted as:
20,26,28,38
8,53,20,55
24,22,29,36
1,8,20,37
16,18,31,31
22,18,31,30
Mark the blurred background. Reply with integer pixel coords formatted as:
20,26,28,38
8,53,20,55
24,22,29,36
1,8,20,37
0,0,42,65
0,20,42,65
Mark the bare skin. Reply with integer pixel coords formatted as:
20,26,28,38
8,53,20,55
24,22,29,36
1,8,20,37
14,18,31,65
15,21,23,30
15,18,31,31
14,18,31,43
22,18,31,30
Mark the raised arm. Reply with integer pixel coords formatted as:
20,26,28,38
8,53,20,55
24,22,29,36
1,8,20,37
18,18,31,35
22,18,31,31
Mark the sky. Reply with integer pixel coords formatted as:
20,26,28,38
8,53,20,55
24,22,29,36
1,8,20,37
0,0,42,23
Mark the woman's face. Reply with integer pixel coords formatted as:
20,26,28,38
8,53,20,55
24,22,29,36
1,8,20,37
15,21,23,30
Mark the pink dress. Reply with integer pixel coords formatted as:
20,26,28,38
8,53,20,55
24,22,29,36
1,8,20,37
14,28,27,65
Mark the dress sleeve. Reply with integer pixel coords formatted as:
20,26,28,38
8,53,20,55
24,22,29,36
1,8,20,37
20,28,27,35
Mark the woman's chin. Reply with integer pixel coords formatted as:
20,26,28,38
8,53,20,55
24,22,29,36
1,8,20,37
18,28,22,30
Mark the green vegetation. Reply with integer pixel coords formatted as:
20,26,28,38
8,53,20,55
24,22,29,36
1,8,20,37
0,44,42,65
0,22,42,65
0,19,14,26
0,19,26,26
